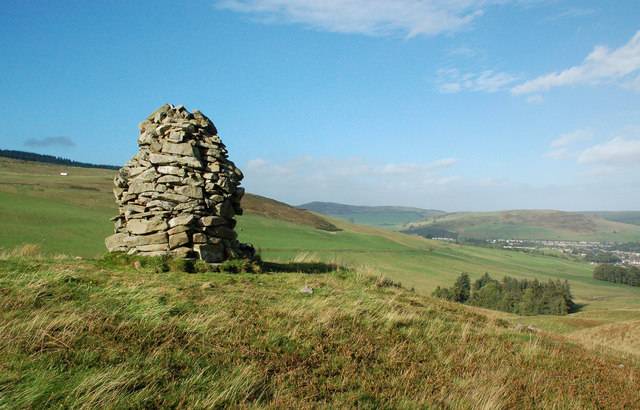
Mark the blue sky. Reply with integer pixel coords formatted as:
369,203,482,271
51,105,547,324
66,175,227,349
1,0,639,211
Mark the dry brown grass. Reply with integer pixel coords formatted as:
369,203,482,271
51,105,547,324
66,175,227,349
569,320,640,356
242,193,340,231
0,243,43,259
2,257,640,408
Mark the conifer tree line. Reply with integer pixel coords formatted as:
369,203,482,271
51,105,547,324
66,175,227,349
433,273,576,315
0,150,118,170
593,264,640,287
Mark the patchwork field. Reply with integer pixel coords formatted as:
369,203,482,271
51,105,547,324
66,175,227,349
2,157,640,357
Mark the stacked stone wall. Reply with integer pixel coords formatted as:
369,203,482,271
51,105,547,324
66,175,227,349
105,104,253,262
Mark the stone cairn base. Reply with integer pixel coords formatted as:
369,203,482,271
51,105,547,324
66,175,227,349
105,104,254,263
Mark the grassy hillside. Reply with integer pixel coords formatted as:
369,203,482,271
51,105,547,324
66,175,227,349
299,201,444,229
243,194,340,231
2,157,640,356
2,255,640,408
0,157,338,254
405,210,640,242
582,211,640,227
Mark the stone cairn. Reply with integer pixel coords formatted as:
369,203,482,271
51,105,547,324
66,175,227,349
105,104,254,263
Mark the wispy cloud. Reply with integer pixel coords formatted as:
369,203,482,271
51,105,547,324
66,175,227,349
545,129,592,159
216,0,503,38
545,7,596,21
578,137,640,165
512,30,640,95
437,68,517,93
24,136,76,148
550,129,593,148
243,155,459,205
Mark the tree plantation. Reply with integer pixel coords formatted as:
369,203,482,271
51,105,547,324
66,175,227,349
593,264,640,287
433,273,576,315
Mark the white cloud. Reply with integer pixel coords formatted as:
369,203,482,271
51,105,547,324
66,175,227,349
578,137,640,165
437,68,517,93
243,155,459,206
550,129,592,148
544,129,592,160
546,7,596,21
512,30,640,94
216,0,502,37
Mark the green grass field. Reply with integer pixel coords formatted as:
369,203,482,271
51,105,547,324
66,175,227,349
2,157,640,355
2,256,640,408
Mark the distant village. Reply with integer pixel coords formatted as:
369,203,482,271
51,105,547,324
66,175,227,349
490,239,640,266
431,237,640,266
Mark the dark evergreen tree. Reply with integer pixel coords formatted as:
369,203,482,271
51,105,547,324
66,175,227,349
433,272,575,316
452,273,471,303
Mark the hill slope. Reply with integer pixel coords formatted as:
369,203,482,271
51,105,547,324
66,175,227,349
404,210,640,242
244,194,339,231
298,201,444,229
3,156,640,357
0,157,339,256
581,211,640,227
2,257,639,408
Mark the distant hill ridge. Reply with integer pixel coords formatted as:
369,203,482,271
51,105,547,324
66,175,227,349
404,209,640,242
298,201,444,229
299,201,443,215
0,149,119,170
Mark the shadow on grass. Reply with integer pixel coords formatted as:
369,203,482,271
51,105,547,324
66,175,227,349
261,261,340,274
571,303,586,313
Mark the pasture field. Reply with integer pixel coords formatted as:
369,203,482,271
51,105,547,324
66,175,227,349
2,157,640,355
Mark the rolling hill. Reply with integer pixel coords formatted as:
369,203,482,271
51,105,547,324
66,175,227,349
581,211,640,227
404,210,640,242
2,155,640,359
298,201,444,229
3,256,640,408
3,156,640,406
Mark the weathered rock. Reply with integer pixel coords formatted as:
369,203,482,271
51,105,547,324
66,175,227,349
169,232,190,249
127,232,168,247
168,130,186,143
169,214,195,228
155,192,190,203
106,104,253,263
131,168,158,183
171,247,192,258
127,218,168,235
148,153,175,165
157,165,184,176
175,185,203,199
129,181,155,194
194,244,224,263
146,200,175,210
162,142,197,157
200,216,226,227
216,200,235,219
137,243,169,252
168,225,190,235
105,233,129,252
176,156,204,169
193,233,208,243
157,175,181,184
